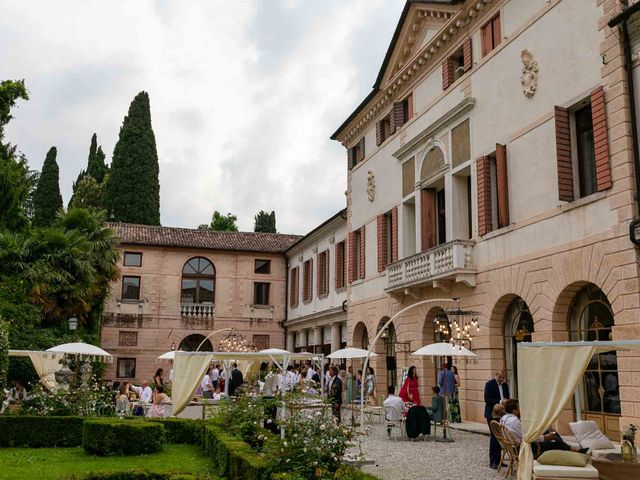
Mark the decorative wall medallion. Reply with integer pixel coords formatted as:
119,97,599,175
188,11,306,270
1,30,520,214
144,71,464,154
118,330,138,346
367,170,376,202
521,49,538,98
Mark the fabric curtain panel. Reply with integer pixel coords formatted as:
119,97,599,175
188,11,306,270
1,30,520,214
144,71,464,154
27,352,63,390
172,352,215,416
516,346,595,480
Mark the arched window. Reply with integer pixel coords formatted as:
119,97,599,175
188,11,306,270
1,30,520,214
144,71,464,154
569,284,619,439
181,257,215,304
503,297,534,398
179,334,212,352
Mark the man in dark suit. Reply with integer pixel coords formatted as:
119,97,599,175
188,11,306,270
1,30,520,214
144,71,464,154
327,365,342,424
484,369,509,469
229,363,244,396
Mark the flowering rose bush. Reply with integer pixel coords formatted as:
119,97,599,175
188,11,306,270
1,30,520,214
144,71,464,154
20,378,114,416
215,396,275,449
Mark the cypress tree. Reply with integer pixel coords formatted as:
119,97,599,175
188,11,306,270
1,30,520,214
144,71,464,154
86,133,107,183
254,210,277,233
105,92,160,225
32,146,63,227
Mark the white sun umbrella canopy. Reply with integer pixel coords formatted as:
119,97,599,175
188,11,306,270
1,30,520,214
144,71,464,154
327,347,379,359
46,342,112,362
412,341,477,357
156,350,184,361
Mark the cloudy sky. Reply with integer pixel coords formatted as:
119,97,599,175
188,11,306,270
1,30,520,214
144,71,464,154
2,0,406,234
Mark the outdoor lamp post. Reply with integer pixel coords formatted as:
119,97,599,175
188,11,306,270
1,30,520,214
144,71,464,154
68,316,78,331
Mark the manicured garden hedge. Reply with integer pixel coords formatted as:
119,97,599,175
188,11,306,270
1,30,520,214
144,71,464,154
0,415,85,447
83,419,165,456
144,418,204,445
66,472,199,480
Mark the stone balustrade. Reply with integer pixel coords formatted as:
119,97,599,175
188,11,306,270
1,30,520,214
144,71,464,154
180,303,215,317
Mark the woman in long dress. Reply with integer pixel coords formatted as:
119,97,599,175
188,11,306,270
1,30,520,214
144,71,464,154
398,365,421,405
346,366,354,403
146,386,170,418
365,367,377,405
449,365,462,423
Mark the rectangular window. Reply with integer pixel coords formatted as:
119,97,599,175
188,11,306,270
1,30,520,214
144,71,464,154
575,104,597,198
123,252,142,267
117,358,136,378
253,282,270,305
481,13,501,57
254,259,271,274
401,94,413,123
335,241,346,290
122,276,140,300
302,259,313,302
317,250,329,297
289,267,299,307
437,189,446,245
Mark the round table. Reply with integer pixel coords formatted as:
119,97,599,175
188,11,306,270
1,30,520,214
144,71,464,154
591,452,640,480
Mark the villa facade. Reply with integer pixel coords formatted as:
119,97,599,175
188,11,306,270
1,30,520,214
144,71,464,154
331,0,640,439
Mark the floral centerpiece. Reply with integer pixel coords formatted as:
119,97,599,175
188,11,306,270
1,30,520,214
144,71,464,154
621,423,638,462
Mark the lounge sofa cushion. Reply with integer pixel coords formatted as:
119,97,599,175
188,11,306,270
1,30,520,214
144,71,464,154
570,421,615,451
537,451,588,467
533,461,599,478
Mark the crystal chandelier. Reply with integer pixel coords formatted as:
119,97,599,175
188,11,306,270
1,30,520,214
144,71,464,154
218,332,256,352
434,297,480,349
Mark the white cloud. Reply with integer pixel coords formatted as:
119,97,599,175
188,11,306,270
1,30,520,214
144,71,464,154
1,0,405,234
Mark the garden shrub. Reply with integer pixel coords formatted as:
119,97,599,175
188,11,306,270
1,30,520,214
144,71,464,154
144,418,203,445
66,472,199,480
0,415,84,447
83,419,165,456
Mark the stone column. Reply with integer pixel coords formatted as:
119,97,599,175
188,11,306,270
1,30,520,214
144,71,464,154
313,327,322,354
331,323,341,353
286,331,295,352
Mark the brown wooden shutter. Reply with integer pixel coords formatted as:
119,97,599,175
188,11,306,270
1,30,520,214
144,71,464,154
555,106,574,202
359,226,366,280
308,260,313,301
442,57,455,90
347,148,355,170
495,143,509,228
492,13,502,49
463,37,473,72
476,156,493,236
591,86,612,191
358,137,366,163
421,189,437,251
348,232,356,284
377,214,386,272
394,101,406,130
391,207,398,263
406,93,414,119
481,23,492,57
316,252,321,296
324,250,330,294
289,268,296,306
376,121,383,146
390,109,397,135
334,244,341,289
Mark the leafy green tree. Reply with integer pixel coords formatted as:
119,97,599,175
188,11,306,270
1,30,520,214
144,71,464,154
32,147,63,227
254,210,276,233
0,80,31,232
207,211,239,232
0,318,8,388
69,175,106,211
106,91,160,225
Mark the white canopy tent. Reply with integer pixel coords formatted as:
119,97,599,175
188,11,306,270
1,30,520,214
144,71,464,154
171,349,323,416
156,350,184,361
516,340,640,480
46,342,112,361
327,347,379,360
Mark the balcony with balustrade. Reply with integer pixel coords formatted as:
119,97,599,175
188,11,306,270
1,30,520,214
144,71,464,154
386,240,476,292
180,302,215,318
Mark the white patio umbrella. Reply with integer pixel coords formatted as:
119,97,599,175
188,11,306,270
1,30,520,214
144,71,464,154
327,347,379,359
156,350,184,361
46,342,112,362
412,342,477,441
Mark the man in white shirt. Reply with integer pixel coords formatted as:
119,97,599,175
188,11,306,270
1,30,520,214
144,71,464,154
383,385,408,422
211,365,220,389
131,381,153,403
500,399,587,456
306,363,315,381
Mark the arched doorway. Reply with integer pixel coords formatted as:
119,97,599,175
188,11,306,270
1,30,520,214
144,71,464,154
377,318,397,389
568,284,619,439
353,321,368,349
503,297,534,398
179,334,212,352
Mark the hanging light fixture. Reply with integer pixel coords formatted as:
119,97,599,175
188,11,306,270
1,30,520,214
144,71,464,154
442,297,480,350
219,332,256,352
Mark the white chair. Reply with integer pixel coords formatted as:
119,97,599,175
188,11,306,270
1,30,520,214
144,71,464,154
383,405,405,440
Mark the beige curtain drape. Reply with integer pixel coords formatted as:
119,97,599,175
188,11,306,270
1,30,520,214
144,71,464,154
172,353,214,416
516,346,595,480
27,352,62,390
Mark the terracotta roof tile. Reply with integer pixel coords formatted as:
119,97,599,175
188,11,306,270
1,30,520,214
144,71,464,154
107,223,302,254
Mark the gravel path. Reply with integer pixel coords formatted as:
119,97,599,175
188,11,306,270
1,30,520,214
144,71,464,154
349,424,507,480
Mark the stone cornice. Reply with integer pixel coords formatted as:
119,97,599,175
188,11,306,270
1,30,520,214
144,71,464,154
336,0,497,147
283,306,346,328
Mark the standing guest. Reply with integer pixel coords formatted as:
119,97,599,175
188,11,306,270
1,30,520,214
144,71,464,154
399,365,421,405
346,366,354,404
484,369,510,469
338,366,347,404
437,363,456,422
211,364,220,389
449,365,462,423
154,368,165,389
356,370,363,402
131,381,153,403
306,363,315,381
327,365,342,424
365,367,377,405
228,363,244,396
201,366,214,398
146,386,170,418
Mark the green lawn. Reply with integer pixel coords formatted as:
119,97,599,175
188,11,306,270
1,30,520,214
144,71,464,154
0,444,218,480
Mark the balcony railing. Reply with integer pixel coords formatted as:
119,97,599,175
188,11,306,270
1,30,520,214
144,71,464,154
180,303,215,317
386,240,476,291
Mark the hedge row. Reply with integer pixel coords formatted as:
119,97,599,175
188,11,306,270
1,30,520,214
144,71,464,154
66,472,199,480
271,467,379,480
0,416,85,447
83,419,165,456
203,423,271,480
0,416,202,449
